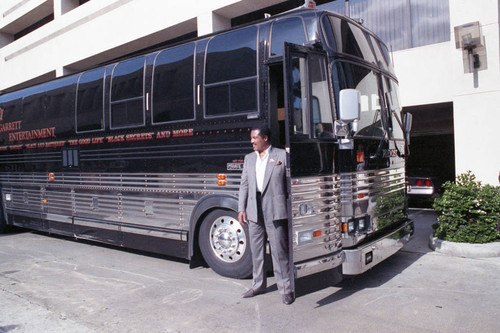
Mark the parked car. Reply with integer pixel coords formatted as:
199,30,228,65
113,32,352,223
407,168,444,207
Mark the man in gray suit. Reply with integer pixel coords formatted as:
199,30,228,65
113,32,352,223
238,125,294,305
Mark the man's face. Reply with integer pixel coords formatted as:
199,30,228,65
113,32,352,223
250,129,269,153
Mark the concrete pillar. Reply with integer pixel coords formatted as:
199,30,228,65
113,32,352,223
0,32,14,48
54,0,79,18
197,11,231,37
56,66,76,77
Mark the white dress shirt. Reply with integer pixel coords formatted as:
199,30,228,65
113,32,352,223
255,145,271,193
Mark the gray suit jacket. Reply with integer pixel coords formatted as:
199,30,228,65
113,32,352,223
238,147,288,223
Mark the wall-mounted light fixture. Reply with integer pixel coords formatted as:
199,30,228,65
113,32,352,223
454,21,487,74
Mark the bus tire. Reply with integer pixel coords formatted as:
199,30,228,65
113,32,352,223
199,209,252,279
0,204,6,234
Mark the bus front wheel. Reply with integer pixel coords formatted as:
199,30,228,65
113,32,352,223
0,204,6,234
199,209,252,279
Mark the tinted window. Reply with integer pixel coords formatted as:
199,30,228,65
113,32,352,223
270,18,307,56
369,36,389,71
205,27,258,116
0,93,22,145
206,27,257,83
22,76,76,131
310,55,334,138
205,80,257,116
76,68,105,132
332,62,384,138
110,57,145,128
289,56,309,135
153,44,195,123
0,95,22,117
328,17,376,63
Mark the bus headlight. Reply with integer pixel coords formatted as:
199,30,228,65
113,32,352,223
358,219,365,230
295,229,323,245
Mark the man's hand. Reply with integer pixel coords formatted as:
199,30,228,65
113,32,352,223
238,211,247,225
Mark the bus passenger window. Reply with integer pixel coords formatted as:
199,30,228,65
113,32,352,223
77,68,105,132
110,57,145,128
152,43,195,123
23,76,77,133
270,18,307,56
205,27,257,117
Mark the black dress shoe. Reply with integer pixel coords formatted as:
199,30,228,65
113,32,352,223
282,293,295,305
241,289,265,298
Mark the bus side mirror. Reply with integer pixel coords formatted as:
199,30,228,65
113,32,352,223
335,89,361,149
338,89,361,122
403,112,413,144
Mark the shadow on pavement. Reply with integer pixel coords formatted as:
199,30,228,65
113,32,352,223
295,209,437,307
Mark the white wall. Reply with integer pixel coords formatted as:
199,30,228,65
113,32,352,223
393,42,455,107
393,0,500,185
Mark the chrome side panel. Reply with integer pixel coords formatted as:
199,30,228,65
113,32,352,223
0,172,241,246
340,167,407,247
290,175,343,275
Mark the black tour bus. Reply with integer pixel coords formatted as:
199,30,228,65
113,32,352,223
0,3,413,290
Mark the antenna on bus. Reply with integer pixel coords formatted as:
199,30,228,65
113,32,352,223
264,13,271,19
303,0,316,9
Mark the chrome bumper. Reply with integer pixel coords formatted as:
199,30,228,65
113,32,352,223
407,185,434,196
294,250,345,278
342,219,414,275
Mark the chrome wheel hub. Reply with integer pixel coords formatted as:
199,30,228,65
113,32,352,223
209,216,246,263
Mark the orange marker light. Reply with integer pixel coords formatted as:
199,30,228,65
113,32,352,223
313,230,322,238
305,0,316,8
217,180,227,186
48,173,55,181
216,174,226,180
357,151,365,163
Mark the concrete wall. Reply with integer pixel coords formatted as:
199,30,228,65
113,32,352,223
394,0,500,185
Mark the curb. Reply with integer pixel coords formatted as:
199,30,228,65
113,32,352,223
429,235,500,258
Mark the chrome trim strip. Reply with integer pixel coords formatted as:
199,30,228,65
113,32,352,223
291,176,343,263
0,172,237,242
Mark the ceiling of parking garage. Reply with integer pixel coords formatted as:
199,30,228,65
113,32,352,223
403,102,454,137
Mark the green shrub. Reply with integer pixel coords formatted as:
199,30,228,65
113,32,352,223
432,171,500,243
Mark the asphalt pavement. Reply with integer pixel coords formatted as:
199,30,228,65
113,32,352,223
0,209,499,333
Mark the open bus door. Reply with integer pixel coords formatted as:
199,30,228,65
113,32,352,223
282,42,336,290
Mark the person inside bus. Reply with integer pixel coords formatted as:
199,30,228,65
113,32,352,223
238,125,294,305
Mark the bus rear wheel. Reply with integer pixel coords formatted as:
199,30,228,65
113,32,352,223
199,209,252,279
